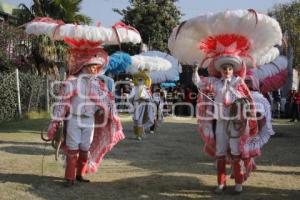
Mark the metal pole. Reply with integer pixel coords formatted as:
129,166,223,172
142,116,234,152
15,68,22,117
46,75,50,112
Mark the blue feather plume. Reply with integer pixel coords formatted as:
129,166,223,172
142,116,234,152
105,51,132,75
160,82,177,88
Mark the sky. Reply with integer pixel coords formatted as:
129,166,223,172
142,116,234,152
6,0,294,26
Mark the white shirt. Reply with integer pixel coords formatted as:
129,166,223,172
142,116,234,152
193,73,243,118
70,74,98,117
131,85,152,101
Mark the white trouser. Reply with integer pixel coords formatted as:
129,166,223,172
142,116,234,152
215,120,240,156
66,115,95,151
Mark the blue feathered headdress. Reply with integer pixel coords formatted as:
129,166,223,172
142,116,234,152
105,51,132,75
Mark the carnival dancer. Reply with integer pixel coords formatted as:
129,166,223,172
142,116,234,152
130,71,155,140
141,50,182,132
25,17,142,186
168,10,282,193
104,51,172,140
47,39,125,187
192,58,257,193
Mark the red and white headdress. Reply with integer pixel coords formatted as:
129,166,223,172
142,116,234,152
25,17,142,75
25,17,141,44
64,38,109,75
168,10,282,77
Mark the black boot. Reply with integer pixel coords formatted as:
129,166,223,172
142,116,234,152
76,175,90,182
64,179,75,187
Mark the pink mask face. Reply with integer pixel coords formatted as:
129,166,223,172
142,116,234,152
84,64,102,74
220,65,234,78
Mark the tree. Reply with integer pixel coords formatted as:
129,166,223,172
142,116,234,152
114,0,182,52
17,0,91,25
14,0,92,76
0,23,32,72
269,0,300,68
48,0,91,24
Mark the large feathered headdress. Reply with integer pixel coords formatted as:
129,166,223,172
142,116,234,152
25,17,142,75
25,17,141,44
168,9,282,77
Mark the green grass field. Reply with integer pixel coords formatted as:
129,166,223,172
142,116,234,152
0,116,300,200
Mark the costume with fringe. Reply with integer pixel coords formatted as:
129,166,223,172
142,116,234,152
50,74,124,174
25,17,141,181
130,72,155,137
168,9,282,190
245,91,275,156
239,73,276,179
129,54,173,137
141,51,182,131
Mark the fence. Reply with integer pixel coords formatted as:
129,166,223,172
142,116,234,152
0,70,57,122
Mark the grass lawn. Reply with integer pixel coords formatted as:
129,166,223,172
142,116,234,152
0,115,300,200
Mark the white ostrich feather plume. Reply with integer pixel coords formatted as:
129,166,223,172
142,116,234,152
25,21,141,44
126,55,172,74
141,51,182,84
168,10,282,67
253,47,280,67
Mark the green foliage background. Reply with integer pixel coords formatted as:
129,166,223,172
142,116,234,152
114,0,182,52
0,72,46,122
269,0,300,69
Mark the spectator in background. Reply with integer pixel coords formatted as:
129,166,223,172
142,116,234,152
184,86,194,116
289,88,300,122
272,90,282,118
286,88,296,118
184,84,198,116
174,84,185,116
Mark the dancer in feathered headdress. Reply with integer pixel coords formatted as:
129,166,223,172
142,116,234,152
141,50,182,133
168,9,282,193
104,51,171,140
25,17,141,186
128,55,171,140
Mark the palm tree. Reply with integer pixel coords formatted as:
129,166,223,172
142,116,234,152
17,0,91,25
49,0,91,24
15,0,92,76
